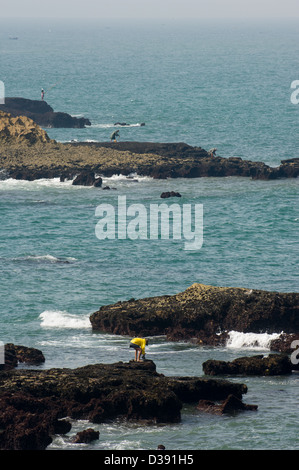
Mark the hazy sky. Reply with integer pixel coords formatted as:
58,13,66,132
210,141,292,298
1,0,298,19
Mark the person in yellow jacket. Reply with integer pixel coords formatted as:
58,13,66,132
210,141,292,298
129,337,148,361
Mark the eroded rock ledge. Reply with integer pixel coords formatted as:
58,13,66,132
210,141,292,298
0,110,298,181
0,359,248,450
90,283,299,344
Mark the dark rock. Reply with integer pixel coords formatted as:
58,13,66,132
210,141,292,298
197,394,258,415
270,333,299,353
269,333,299,371
202,354,293,376
0,343,45,370
73,141,299,180
90,283,299,343
0,392,65,450
0,360,247,449
53,419,72,435
72,171,102,187
0,97,91,128
94,176,103,187
72,428,99,444
160,191,182,198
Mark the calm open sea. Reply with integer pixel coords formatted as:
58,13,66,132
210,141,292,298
0,18,298,450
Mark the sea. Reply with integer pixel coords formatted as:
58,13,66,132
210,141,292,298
0,17,298,451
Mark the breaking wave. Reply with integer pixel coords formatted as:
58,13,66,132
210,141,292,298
226,330,282,350
39,310,91,329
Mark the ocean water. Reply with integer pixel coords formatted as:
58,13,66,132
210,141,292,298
0,18,298,451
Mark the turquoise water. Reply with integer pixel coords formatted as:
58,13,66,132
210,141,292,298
0,18,298,450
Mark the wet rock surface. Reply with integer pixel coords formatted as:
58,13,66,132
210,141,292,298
72,428,100,444
197,394,258,415
0,359,248,449
72,170,102,187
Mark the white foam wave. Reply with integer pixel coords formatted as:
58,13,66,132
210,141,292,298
39,310,91,329
0,177,74,190
90,123,144,129
226,330,282,350
102,172,153,182
14,254,77,264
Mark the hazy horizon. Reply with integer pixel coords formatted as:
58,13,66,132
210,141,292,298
1,0,298,19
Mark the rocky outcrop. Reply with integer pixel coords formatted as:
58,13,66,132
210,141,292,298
270,333,299,353
0,97,91,128
90,283,299,343
202,354,293,376
0,109,298,181
0,359,248,449
72,170,102,187
1,343,45,370
76,141,299,180
0,110,51,144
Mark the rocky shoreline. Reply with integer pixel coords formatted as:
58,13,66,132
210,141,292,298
0,337,297,449
0,110,298,181
0,351,251,450
1,278,299,449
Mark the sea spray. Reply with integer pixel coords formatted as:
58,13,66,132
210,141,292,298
226,331,282,350
39,310,91,329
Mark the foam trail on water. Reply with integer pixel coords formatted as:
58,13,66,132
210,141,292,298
226,330,282,350
13,254,77,264
39,310,91,329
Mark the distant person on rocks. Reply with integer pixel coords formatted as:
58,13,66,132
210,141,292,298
208,147,217,157
129,337,148,361
110,129,119,142
41,89,45,100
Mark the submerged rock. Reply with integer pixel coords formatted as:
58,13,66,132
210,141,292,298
90,283,299,343
160,191,182,198
197,394,258,415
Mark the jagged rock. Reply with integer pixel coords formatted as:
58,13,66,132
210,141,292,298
0,359,247,449
160,191,182,198
72,428,99,444
0,110,51,144
202,354,293,376
0,97,91,128
197,394,258,415
90,283,299,343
